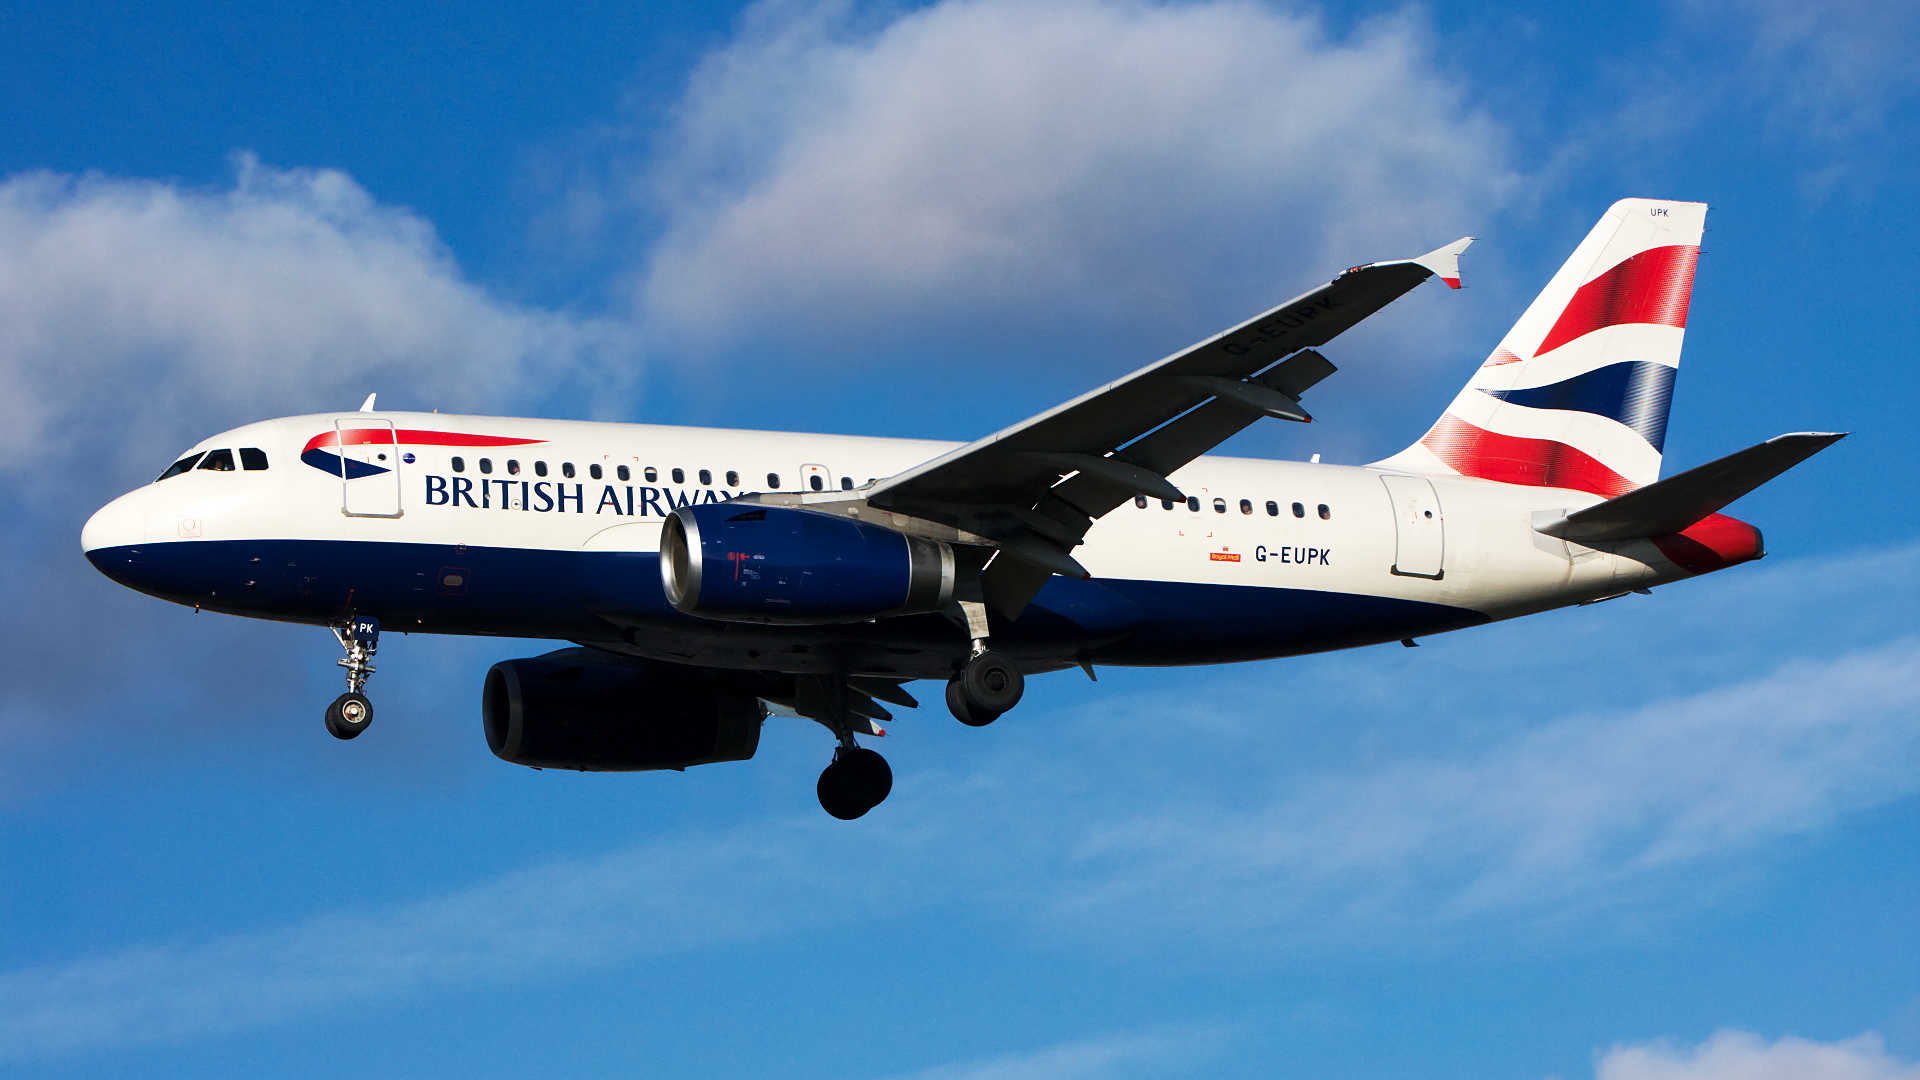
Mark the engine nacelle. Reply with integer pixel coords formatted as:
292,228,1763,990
660,503,955,624
483,650,763,771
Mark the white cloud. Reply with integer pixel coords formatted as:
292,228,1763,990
1594,1030,1920,1080
638,0,1514,360
0,155,625,491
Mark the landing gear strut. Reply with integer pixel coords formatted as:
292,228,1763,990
326,616,379,740
946,601,1023,726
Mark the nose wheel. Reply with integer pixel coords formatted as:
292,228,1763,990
325,692,373,739
327,616,380,740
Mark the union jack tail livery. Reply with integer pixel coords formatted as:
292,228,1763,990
1375,198,1707,497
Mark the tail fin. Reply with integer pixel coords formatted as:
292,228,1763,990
1373,198,1707,497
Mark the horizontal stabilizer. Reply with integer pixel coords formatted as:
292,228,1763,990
1537,432,1845,543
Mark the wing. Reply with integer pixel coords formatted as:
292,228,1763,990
810,238,1471,616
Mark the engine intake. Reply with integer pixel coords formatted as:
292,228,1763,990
483,650,763,771
660,503,954,624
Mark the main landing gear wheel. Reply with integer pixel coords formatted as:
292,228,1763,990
947,650,1023,726
817,747,893,820
325,692,373,740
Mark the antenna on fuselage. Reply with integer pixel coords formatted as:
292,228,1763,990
359,393,378,412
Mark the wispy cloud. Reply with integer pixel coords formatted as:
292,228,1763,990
1047,636,1920,940
874,1025,1228,1080
1593,1029,1920,1080
0,821,855,1060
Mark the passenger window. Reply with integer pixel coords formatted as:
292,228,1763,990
562,462,575,478
1292,501,1305,518
1161,499,1174,510
1212,498,1226,513
767,472,781,488
1135,496,1148,508
1187,496,1200,512
618,465,631,482
480,458,493,474
197,449,236,471
534,461,548,477
452,456,465,473
507,460,521,475
698,469,712,486
1318,503,1332,520
841,476,855,490
809,474,824,491
726,470,740,487
671,468,684,484
240,447,269,471
1265,500,1279,516
157,453,204,481
1239,499,1252,515
589,464,603,480
645,467,658,482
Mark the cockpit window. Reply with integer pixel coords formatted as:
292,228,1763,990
157,452,204,481
197,449,236,472
240,447,269,471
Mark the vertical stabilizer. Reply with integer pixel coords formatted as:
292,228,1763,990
1373,198,1707,497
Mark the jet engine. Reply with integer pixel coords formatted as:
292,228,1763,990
482,650,764,771
660,503,955,624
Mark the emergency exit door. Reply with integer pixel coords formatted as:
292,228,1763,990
1380,474,1443,578
338,418,403,518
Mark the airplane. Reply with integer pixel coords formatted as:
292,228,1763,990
81,198,1843,819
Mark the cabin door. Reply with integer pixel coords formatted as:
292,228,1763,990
1380,474,1443,579
338,418,404,518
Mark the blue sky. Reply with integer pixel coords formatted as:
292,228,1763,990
1,1,1917,1077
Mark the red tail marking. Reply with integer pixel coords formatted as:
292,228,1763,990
1481,348,1524,368
1652,514,1763,575
1534,245,1699,356
1421,414,1637,498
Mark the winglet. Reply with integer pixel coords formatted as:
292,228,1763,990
1414,237,1474,289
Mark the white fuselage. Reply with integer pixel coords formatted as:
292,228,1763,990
80,411,1719,680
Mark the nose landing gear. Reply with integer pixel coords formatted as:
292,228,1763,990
326,616,379,740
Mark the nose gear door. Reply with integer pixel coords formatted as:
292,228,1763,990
338,419,403,518
1380,474,1443,579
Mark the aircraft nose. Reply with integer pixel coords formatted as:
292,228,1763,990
82,491,146,554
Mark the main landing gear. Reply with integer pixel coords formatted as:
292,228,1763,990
325,616,380,740
787,675,900,820
945,601,1024,727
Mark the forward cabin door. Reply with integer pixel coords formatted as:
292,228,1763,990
338,418,403,518
1380,474,1443,578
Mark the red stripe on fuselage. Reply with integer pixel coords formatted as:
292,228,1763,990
1420,414,1638,498
304,429,548,452
1534,244,1699,356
